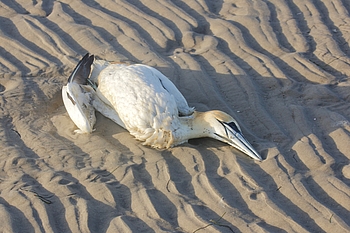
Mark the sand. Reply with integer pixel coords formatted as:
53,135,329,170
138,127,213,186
1,0,350,232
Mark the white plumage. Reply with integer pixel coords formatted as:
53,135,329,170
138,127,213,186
62,54,262,161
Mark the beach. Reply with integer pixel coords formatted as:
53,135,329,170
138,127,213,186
0,0,350,232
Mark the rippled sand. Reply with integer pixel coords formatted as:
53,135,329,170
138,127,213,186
1,1,350,232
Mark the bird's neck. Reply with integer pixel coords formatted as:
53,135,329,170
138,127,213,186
175,111,211,145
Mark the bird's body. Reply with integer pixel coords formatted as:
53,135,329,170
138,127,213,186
93,62,195,149
62,54,262,161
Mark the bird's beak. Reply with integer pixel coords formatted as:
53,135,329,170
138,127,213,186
216,121,262,161
228,131,262,161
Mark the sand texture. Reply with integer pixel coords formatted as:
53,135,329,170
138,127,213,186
1,0,350,232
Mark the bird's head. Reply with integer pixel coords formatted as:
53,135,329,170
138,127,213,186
202,110,262,161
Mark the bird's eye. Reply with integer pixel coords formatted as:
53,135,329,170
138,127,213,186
227,122,241,134
216,119,240,138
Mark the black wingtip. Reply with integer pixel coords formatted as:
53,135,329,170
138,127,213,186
68,53,95,85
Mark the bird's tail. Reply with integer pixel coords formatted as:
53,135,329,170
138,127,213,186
68,53,95,85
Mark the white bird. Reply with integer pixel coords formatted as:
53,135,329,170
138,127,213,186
62,53,262,161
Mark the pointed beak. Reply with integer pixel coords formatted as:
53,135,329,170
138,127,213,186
216,121,262,161
228,132,262,161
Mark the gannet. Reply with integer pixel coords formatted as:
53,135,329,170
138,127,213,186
62,53,262,161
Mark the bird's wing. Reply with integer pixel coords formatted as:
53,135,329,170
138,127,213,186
62,82,96,133
63,53,96,133
68,53,94,84
135,65,194,116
